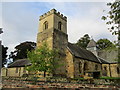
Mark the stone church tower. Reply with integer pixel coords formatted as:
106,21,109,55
37,9,68,55
37,9,68,76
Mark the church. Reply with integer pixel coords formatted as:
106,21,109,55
2,9,120,78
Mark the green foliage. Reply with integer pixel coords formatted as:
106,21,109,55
96,39,116,50
2,45,8,67
26,43,60,77
99,77,120,79
102,1,120,34
9,41,36,61
102,1,120,63
76,34,90,49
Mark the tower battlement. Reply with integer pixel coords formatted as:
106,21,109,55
40,9,67,21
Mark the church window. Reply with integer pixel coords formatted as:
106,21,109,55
117,67,120,74
43,21,48,30
58,21,62,30
83,63,88,75
103,66,107,76
79,62,82,73
84,63,88,71
104,66,107,70
95,65,98,70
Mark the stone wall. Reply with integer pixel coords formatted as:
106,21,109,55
102,64,120,77
110,64,120,77
37,28,53,48
53,56,67,77
53,29,68,54
37,28,68,54
73,58,101,78
38,13,54,33
38,9,67,34
1,67,27,77
2,76,119,89
1,68,7,76
102,64,111,77
54,14,67,34
65,48,74,78
37,29,68,77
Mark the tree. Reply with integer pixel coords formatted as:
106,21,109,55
96,39,115,50
0,28,3,34
9,41,36,61
76,34,90,49
26,43,60,77
2,45,8,67
102,1,120,62
102,1,120,35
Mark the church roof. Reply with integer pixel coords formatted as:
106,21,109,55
87,39,96,48
68,43,110,64
8,43,110,68
8,59,31,68
97,57,110,64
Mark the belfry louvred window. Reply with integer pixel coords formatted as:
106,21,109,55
58,21,62,30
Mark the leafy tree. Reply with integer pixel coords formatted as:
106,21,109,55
102,1,120,35
76,34,90,49
26,43,60,77
0,28,3,34
2,45,8,67
96,39,115,50
102,1,120,62
9,41,36,61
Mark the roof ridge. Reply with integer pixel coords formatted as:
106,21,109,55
96,56,102,63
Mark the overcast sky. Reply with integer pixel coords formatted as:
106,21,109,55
0,0,117,55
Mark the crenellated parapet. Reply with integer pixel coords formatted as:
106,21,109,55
39,9,67,21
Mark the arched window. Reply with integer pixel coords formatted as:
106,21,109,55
84,63,88,75
43,21,48,30
58,21,62,30
84,63,88,71
103,66,107,76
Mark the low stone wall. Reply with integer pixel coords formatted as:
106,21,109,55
1,76,120,89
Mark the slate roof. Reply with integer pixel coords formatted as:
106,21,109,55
97,57,110,64
87,39,96,48
8,59,31,68
68,42,110,64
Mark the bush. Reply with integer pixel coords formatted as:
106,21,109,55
99,77,120,79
